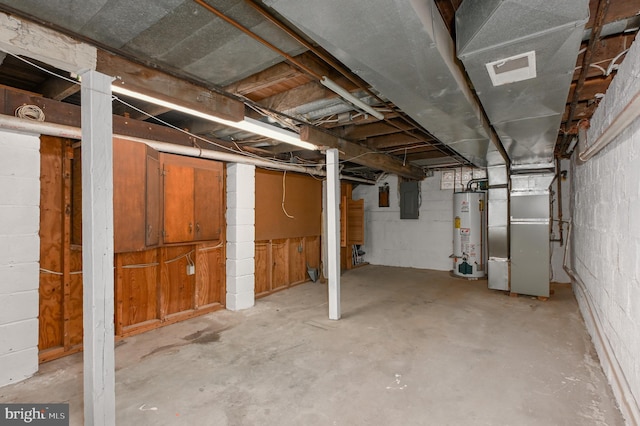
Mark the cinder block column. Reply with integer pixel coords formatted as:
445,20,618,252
226,163,256,311
0,130,40,388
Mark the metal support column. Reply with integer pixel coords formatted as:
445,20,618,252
81,70,115,425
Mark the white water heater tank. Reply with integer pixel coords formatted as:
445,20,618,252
453,191,487,278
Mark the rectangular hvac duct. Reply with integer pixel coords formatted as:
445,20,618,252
264,0,506,168
456,0,589,167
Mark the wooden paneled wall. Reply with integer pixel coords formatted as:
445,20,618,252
254,169,322,297
39,136,225,362
255,236,321,297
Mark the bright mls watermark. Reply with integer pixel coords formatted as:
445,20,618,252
0,404,68,425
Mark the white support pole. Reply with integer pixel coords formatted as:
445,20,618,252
326,148,341,320
81,70,115,425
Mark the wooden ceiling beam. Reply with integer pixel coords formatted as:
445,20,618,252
39,77,80,101
366,133,429,149
301,125,425,180
343,119,415,140
0,86,268,153
587,0,640,28
404,150,450,161
96,50,244,123
224,52,328,98
567,74,614,101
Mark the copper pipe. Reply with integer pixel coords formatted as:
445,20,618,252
561,0,609,155
193,0,322,80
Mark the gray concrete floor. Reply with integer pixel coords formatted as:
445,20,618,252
0,266,623,425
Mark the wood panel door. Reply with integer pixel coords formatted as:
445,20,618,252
194,166,222,241
195,243,224,307
163,163,195,244
271,240,288,290
161,246,195,316
146,153,161,247
255,242,271,295
113,138,161,252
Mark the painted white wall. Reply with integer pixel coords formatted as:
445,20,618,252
353,173,453,271
0,130,40,387
570,35,640,423
550,159,571,283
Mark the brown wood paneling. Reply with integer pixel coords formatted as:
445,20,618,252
119,249,159,327
145,151,161,247
161,246,195,315
39,136,64,351
195,243,224,307
255,242,271,295
305,236,321,271
70,146,82,246
348,198,365,245
288,237,306,284
340,195,347,248
67,249,83,346
163,163,195,243
194,166,222,241
271,239,288,289
113,138,147,252
255,169,321,241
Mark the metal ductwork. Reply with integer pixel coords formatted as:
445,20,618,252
263,0,507,168
456,0,589,168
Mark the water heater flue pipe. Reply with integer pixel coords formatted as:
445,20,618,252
577,90,640,163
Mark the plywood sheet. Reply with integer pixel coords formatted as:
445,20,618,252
68,248,83,346
255,169,321,241
39,136,64,351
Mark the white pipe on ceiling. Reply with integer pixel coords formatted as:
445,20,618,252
0,114,375,184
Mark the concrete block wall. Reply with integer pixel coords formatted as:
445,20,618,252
352,173,453,271
0,130,40,387
226,163,255,311
570,35,640,423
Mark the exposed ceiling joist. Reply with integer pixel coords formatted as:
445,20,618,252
343,120,415,140
96,50,244,123
301,125,425,180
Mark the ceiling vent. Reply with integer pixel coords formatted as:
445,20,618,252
485,51,536,86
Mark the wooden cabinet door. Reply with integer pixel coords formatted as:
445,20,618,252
163,162,195,243
194,166,222,241
113,138,147,253
145,151,161,247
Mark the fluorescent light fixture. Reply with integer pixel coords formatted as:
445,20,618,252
111,84,318,151
320,76,385,120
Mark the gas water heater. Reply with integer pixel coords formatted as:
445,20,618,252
452,191,487,278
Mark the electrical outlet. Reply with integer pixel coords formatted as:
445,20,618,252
186,264,195,276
